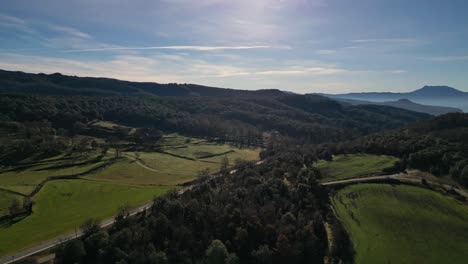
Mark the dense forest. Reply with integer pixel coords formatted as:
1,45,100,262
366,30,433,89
0,69,284,97
0,93,429,146
54,155,352,264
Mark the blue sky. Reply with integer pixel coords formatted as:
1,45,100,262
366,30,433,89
1,0,467,93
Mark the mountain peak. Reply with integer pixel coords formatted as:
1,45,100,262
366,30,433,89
410,86,464,96
397,98,412,103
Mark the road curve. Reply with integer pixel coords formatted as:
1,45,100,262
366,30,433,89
320,174,400,186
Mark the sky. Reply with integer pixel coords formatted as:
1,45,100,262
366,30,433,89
0,0,467,94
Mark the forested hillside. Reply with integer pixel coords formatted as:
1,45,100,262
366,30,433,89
0,93,429,147
0,70,283,97
54,154,352,264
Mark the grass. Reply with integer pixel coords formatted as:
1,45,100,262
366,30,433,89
0,180,173,256
0,153,112,195
160,134,197,146
201,147,260,165
85,145,260,186
163,144,234,159
332,184,468,264
164,143,260,162
315,154,398,181
0,133,261,257
83,155,216,185
0,190,22,217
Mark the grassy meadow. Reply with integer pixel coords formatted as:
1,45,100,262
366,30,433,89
0,153,113,195
0,132,261,256
332,184,468,264
0,180,173,256
315,154,398,181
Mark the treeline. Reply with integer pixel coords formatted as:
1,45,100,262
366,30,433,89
292,113,468,187
0,93,429,146
0,69,285,97
55,155,353,264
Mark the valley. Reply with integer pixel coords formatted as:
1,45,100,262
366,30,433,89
0,71,466,264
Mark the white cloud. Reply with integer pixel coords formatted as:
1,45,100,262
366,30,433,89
49,25,92,39
256,67,348,76
61,45,275,52
351,38,419,43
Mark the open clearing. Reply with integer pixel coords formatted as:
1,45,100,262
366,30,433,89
83,153,218,185
315,154,398,181
0,153,113,195
0,132,261,257
0,180,173,256
332,184,468,264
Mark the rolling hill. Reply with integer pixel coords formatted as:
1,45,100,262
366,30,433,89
0,69,284,97
0,69,431,144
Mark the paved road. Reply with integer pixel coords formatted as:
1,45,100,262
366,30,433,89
0,187,190,264
320,174,401,186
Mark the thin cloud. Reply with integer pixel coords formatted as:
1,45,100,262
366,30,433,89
427,56,468,62
351,38,419,43
61,45,275,52
49,25,92,39
256,67,348,76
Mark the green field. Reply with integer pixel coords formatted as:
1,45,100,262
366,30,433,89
315,154,398,181
0,153,112,195
332,184,468,264
84,154,218,185
0,180,173,256
0,133,261,256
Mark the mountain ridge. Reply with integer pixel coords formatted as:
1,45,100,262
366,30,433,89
0,69,285,97
332,97,462,116
314,86,468,112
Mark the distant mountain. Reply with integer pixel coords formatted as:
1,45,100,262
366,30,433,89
0,69,285,97
313,86,468,112
407,86,466,97
333,98,462,116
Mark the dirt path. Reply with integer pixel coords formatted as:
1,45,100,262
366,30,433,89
321,173,468,199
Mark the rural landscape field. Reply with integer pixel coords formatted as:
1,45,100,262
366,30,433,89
333,184,468,264
1,0,468,263
0,124,260,257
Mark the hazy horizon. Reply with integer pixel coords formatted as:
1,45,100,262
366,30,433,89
1,0,468,93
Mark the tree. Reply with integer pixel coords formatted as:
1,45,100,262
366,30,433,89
22,196,32,214
460,165,468,187
251,245,272,264
8,199,22,215
226,253,240,264
81,218,101,238
56,240,86,264
221,155,230,174
147,251,168,264
198,168,211,180
91,140,99,149
206,240,228,264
